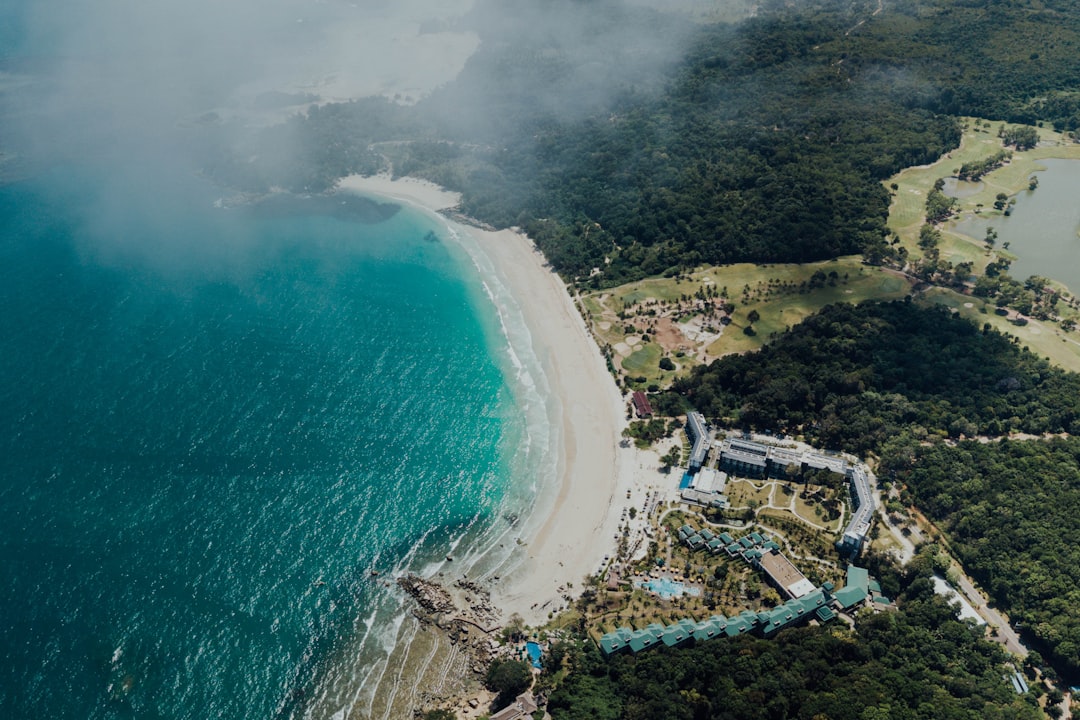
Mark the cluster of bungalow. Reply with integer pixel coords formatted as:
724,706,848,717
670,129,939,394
674,525,776,556
679,526,817,599
599,565,885,658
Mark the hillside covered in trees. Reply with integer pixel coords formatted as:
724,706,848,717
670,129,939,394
546,565,1042,720
667,301,1080,454
213,0,1080,287
881,438,1080,676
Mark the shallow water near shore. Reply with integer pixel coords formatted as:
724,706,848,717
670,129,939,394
0,168,551,719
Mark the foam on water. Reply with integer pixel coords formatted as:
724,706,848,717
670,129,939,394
0,171,560,720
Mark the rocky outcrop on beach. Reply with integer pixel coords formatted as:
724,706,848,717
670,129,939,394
397,574,455,615
396,573,501,677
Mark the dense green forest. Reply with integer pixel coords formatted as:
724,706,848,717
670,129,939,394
546,565,1042,720
666,301,1080,454
880,438,1080,676
212,0,1080,286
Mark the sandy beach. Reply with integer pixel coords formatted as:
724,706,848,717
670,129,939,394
337,174,659,627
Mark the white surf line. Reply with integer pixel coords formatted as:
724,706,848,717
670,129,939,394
378,619,421,720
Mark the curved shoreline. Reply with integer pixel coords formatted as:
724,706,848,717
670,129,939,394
336,173,644,627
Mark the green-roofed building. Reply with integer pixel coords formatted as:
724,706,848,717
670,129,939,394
846,565,870,592
834,585,868,610
707,537,726,553
739,537,754,549
724,617,752,636
692,617,728,642
599,627,635,656
758,589,828,637
719,532,735,545
699,528,715,542
686,533,704,550
661,619,696,647
725,543,740,556
762,540,781,551
628,631,659,653
816,606,837,622
750,532,765,544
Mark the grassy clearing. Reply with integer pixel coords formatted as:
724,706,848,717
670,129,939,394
706,262,911,356
885,117,1080,274
792,494,825,526
621,343,662,374
726,479,772,508
918,287,1080,371
881,117,1080,373
584,258,914,388
581,118,1080,390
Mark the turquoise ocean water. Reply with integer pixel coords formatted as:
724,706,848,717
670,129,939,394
0,168,549,719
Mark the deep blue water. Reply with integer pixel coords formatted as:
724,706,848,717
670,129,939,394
0,170,532,719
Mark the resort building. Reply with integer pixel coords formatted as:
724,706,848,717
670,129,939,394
830,564,892,613
598,557,888,658
632,391,654,418
839,465,875,556
756,548,816,599
706,434,875,556
680,466,728,508
686,411,710,472
715,437,849,479
490,693,539,720
599,587,837,657
716,438,769,477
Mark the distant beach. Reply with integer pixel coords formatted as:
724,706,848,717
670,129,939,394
337,174,657,626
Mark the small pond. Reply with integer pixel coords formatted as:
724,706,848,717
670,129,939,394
941,177,985,199
952,158,1080,291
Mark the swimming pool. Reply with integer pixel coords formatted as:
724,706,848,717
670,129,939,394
526,641,542,668
637,576,701,600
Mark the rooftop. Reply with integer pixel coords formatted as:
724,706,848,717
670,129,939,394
833,585,868,610
759,550,815,599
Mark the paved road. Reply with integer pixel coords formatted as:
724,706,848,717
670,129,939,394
908,508,1029,658
949,562,1028,658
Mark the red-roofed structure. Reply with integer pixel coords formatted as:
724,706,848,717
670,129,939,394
632,391,654,418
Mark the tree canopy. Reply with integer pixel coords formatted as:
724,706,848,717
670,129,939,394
669,301,1080,454
548,566,1041,720
881,437,1080,675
